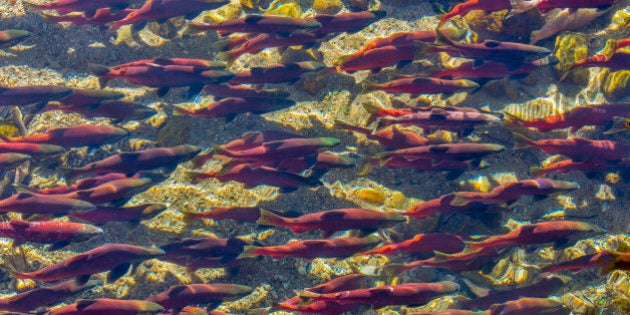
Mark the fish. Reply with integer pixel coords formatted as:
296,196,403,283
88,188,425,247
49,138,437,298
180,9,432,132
541,250,630,273
0,192,96,215
45,100,158,122
510,0,615,15
0,280,97,313
272,151,356,173
160,236,248,268
504,103,630,133
336,45,417,74
216,32,319,63
0,153,30,168
405,193,491,220
384,247,506,275
56,88,126,106
42,8,135,26
360,233,465,256
0,85,73,107
146,284,253,313
375,107,501,134
0,142,64,156
24,0,133,18
211,137,340,162
362,77,480,96
513,133,629,161
14,243,165,284
466,220,604,250
184,15,322,36
110,0,230,31
237,235,382,259
61,177,154,205
46,298,164,315
530,7,611,44
432,58,556,85
21,173,131,195
311,10,387,36
187,164,322,192
112,57,227,70
451,178,579,206
201,83,290,100
0,220,103,250
0,29,32,48
68,203,166,226
296,281,460,309
566,50,630,72
62,144,201,178
461,275,570,310
488,297,571,315
257,208,407,238
0,125,128,148
376,143,506,164
174,97,296,121
89,63,235,97
181,207,263,223
530,159,609,177
229,61,326,85
275,273,368,314
437,0,511,27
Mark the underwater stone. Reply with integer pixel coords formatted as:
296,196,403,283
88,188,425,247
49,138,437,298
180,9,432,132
602,70,630,100
312,0,343,15
157,116,191,147
554,32,589,85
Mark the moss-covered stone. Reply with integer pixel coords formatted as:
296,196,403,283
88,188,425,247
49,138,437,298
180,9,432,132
603,70,630,100
554,32,589,85
312,0,343,15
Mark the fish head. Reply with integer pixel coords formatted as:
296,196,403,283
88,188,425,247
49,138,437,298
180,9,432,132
75,224,104,241
136,246,166,258
223,284,255,297
177,144,203,158
454,79,480,89
547,179,580,191
303,20,323,31
523,44,552,61
67,198,98,213
483,143,506,153
131,300,164,313
110,127,131,140
298,61,327,72
0,29,32,41
320,137,341,147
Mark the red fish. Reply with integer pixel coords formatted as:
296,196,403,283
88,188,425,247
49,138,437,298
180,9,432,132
336,45,417,74
0,85,73,106
14,243,165,283
505,103,630,132
257,208,406,238
513,133,629,161
375,156,472,172
89,63,235,97
45,100,157,122
360,233,465,256
63,144,201,177
405,193,490,220
0,142,64,156
451,178,578,206
0,153,30,168
181,207,263,223
201,83,290,100
614,38,630,50
212,137,340,162
311,10,386,36
160,236,248,268
216,32,319,63
0,125,128,148
68,203,166,226
174,97,295,121
438,0,511,26
24,0,133,18
270,151,355,173
567,50,630,72
432,58,555,84
147,284,253,313
296,281,460,309
56,88,125,106
187,164,321,192
511,0,615,14
61,177,154,205
0,29,32,48
0,220,102,250
42,8,135,26
488,297,571,315
385,247,505,275
375,107,501,134
530,159,608,176
0,192,95,215
229,61,326,85
362,76,479,96
112,57,226,70
47,298,164,315
238,235,382,259
22,173,130,195
184,15,321,36
0,280,97,313
467,220,604,250
376,143,506,164
110,0,230,30
541,250,630,273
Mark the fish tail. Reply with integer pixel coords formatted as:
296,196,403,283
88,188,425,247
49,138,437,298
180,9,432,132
511,132,535,150
256,208,288,227
295,289,321,299
183,21,209,35
449,192,470,207
236,245,260,259
361,80,379,94
510,0,539,13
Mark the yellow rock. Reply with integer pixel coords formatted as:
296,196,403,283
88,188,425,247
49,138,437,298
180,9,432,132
554,33,589,85
312,0,343,15
262,2,302,17
602,70,630,100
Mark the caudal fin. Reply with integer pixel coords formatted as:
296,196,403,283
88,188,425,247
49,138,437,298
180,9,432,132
236,245,260,260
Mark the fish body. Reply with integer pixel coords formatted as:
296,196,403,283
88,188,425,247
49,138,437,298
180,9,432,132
201,83,290,99
439,0,511,26
511,0,615,14
530,7,610,44
0,85,73,106
273,151,355,172
0,280,96,313
363,77,479,96
376,107,500,132
257,208,406,237
452,178,578,206
112,57,226,70
337,45,416,73
175,97,295,119
514,134,629,161
335,121,429,148
361,233,465,256
311,10,386,36
57,88,125,106
14,244,165,283
184,14,322,36
376,155,472,171
569,51,630,71
0,30,32,48
432,59,552,82
160,236,247,267
0,220,102,249
467,220,603,250
488,297,570,315
377,143,506,163
297,281,459,309
213,137,340,162
46,298,164,315
45,100,157,121
238,235,382,259
61,177,154,205
391,247,503,274
406,193,490,220
276,274,367,314
0,142,64,156
217,32,318,62
24,0,132,17
147,284,253,312
25,173,129,195
0,153,30,168
505,103,630,132
182,207,262,223
110,0,229,30
42,8,135,25
68,204,166,225
0,192,96,215
0,125,128,148
530,159,608,176
229,61,326,85
64,145,201,176
542,250,630,273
